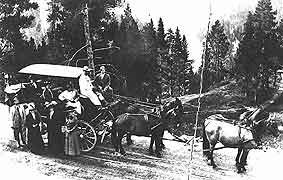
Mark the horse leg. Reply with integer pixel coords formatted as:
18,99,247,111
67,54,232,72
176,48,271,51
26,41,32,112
148,135,154,155
241,149,249,166
239,149,249,172
111,124,119,153
154,135,162,158
160,130,165,149
126,133,133,145
235,147,242,166
236,148,244,173
209,144,217,168
202,126,210,159
118,130,126,155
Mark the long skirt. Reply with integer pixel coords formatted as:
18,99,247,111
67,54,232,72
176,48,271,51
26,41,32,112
28,126,44,154
64,130,80,156
48,120,64,155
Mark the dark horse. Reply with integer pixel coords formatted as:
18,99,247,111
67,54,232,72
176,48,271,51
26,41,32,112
203,113,279,173
111,98,183,157
106,98,141,145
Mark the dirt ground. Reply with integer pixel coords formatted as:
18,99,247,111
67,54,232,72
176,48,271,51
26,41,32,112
1,103,283,180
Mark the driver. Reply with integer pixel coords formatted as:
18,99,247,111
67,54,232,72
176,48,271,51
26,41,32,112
78,66,102,106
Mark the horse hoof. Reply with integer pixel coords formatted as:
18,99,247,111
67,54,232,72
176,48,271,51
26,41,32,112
160,144,166,149
127,140,133,146
237,166,246,173
114,152,121,156
148,149,154,155
156,153,162,158
212,165,217,169
120,151,126,156
237,169,244,174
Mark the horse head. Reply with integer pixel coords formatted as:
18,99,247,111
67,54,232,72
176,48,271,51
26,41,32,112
175,97,183,114
162,97,183,126
253,118,280,138
265,120,280,137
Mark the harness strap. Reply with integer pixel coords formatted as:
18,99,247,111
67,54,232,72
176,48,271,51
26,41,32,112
150,122,162,131
238,126,242,142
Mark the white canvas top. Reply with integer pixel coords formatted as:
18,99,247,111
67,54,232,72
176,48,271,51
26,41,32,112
19,64,84,78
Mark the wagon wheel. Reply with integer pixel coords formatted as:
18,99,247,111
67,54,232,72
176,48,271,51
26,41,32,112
94,110,114,143
77,120,97,152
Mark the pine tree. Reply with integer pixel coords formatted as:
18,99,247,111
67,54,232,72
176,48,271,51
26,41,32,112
235,0,279,104
156,17,170,97
204,20,230,89
181,35,194,94
141,18,161,102
164,28,175,96
254,0,278,92
171,27,186,96
0,0,38,68
157,18,166,49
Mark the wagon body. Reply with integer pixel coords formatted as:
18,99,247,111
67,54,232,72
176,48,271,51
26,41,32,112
14,64,115,152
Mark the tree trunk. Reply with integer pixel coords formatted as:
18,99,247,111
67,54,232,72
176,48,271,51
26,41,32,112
83,2,95,76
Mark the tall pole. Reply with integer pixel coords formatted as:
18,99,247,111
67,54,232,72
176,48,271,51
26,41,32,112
83,1,95,76
188,1,212,179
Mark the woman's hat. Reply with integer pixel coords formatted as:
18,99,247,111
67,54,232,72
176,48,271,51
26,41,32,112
83,66,91,71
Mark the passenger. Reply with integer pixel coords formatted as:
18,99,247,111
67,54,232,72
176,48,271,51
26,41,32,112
9,102,27,148
41,82,54,105
64,108,80,156
25,102,44,154
58,82,81,115
47,102,65,156
58,82,79,103
78,66,102,106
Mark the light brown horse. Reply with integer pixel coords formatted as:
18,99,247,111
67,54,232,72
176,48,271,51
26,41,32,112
203,114,279,173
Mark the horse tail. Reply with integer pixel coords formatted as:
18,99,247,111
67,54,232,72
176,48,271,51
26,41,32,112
202,121,210,158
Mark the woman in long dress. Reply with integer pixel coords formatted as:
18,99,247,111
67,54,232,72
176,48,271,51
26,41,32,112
64,110,80,156
47,102,65,156
25,103,44,154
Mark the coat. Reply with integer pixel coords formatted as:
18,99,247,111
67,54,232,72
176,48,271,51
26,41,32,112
47,104,65,155
26,110,44,154
95,73,111,89
9,104,26,128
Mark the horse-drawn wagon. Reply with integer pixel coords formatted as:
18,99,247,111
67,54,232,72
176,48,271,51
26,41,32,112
5,63,116,152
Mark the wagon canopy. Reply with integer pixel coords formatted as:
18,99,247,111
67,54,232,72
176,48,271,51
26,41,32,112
19,64,84,78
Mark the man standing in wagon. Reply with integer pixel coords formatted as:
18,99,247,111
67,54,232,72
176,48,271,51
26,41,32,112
79,66,102,106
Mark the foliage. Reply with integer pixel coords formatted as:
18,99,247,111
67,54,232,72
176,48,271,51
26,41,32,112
235,0,280,104
202,20,230,90
0,0,38,68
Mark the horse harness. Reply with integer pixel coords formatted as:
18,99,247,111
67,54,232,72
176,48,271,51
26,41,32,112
237,126,255,145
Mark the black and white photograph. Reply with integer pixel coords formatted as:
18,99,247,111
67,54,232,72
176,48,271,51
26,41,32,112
1,0,283,179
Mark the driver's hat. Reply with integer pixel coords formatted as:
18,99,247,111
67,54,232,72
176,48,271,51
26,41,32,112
83,66,91,71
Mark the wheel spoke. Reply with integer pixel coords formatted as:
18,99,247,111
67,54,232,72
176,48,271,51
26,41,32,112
81,140,90,150
84,131,94,136
84,138,94,146
85,135,96,139
77,121,97,152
